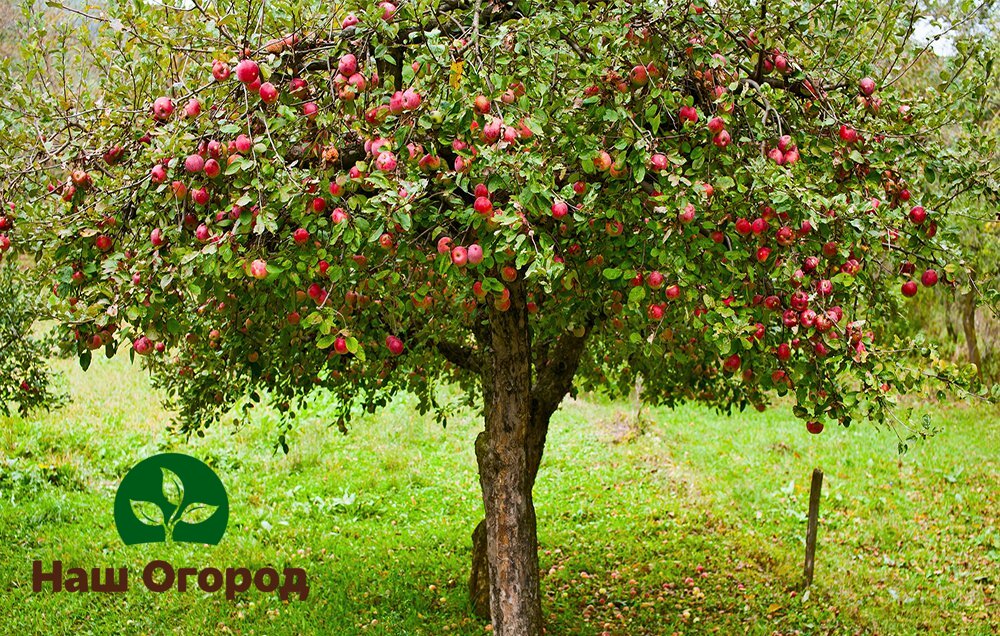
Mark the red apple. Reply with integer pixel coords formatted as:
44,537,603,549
402,88,421,110
473,196,494,215
235,59,260,84
593,150,613,171
334,337,349,354
259,82,279,103
152,96,174,120
647,271,664,289
250,259,268,279
204,159,221,178
150,164,167,183
234,134,253,154
838,124,858,144
723,353,741,372
212,60,230,82
133,336,153,355
679,105,698,124
184,154,205,173
678,203,695,224
191,187,209,206
467,244,484,265
385,335,404,356
712,130,732,147
338,53,358,76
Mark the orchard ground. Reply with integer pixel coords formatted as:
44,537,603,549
0,356,996,635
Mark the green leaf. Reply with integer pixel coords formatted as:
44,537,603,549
316,334,336,349
302,312,324,327
628,286,646,305
131,500,164,526
79,350,92,371
180,502,218,524
602,268,622,280
161,467,184,507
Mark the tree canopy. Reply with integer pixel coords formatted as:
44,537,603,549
2,0,992,434
1,1,997,631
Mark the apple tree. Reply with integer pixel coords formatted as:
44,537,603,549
0,262,64,416
1,0,995,633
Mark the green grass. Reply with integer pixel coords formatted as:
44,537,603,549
1,355,997,635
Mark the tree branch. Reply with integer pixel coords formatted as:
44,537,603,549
437,340,483,374
532,326,590,411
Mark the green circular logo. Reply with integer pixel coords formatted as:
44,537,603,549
114,453,228,546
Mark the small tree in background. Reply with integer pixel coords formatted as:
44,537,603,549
1,1,995,633
0,264,64,416
890,19,1000,380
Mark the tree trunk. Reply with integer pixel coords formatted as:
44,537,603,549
961,291,983,373
469,406,551,620
475,278,543,636
469,519,491,617
467,280,591,633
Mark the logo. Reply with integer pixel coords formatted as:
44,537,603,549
32,451,309,600
113,453,228,545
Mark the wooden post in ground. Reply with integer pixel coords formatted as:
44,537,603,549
803,468,823,587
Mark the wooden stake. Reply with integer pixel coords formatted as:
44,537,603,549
803,468,823,587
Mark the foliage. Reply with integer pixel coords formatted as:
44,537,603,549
0,264,64,416
0,0,995,438
894,26,1000,381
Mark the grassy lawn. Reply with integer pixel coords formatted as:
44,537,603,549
1,355,997,635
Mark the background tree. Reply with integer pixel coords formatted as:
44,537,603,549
0,263,64,417
1,1,995,634
891,8,1000,380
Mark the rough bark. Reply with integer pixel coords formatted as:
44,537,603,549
469,287,590,629
961,291,982,373
475,277,542,636
469,519,492,617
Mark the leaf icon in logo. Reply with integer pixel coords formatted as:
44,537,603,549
180,502,219,525
161,467,184,508
131,500,164,527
